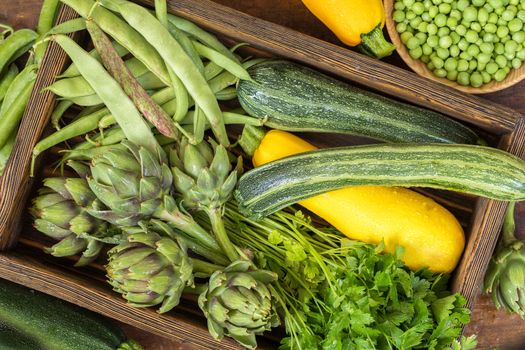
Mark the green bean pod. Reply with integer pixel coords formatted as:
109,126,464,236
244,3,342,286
60,41,128,78
0,132,15,176
0,29,37,74
52,34,160,155
192,41,251,81
0,65,37,149
0,64,19,103
61,0,170,85
50,100,73,129
37,0,60,35
105,0,230,146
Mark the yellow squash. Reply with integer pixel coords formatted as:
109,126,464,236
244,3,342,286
301,0,395,58
250,129,465,273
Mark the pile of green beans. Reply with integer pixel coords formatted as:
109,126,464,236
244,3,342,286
393,0,525,87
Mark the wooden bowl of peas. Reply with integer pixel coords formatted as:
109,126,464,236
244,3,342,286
384,0,525,93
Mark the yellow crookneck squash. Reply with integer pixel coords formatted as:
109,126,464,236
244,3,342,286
301,0,395,58
240,127,465,273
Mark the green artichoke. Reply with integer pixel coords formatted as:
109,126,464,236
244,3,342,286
484,202,525,316
198,260,280,349
106,228,193,313
30,176,112,266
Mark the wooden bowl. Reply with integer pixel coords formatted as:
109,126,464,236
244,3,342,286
384,0,525,94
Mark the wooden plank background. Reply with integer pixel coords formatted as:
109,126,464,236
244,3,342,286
1,0,525,349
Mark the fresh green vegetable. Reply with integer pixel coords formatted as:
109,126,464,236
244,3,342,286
394,0,525,86
0,64,18,103
0,29,37,74
236,143,525,219
0,278,143,350
0,132,15,176
484,202,525,316
238,61,481,144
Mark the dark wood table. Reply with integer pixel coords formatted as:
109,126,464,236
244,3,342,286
2,0,525,348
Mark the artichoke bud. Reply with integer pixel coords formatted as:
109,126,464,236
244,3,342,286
168,147,184,172
46,235,88,257
196,141,214,164
183,144,209,178
64,178,97,207
43,177,73,200
76,239,105,267
69,213,98,236
197,169,218,194
106,229,194,313
209,145,231,183
33,219,71,240
507,259,525,286
220,171,238,200
172,168,195,194
66,160,91,178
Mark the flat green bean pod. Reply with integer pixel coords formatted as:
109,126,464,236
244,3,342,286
192,41,251,81
0,64,19,103
50,100,74,129
61,0,170,85
60,41,128,78
0,64,37,117
52,34,159,154
0,132,15,176
46,18,87,35
0,29,37,74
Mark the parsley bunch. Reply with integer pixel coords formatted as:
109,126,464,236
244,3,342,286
224,204,476,350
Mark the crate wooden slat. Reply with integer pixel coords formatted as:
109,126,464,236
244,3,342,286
0,0,524,347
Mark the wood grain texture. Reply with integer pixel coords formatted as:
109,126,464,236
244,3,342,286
0,5,78,250
0,0,525,349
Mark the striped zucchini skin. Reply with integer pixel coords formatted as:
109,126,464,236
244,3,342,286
237,60,481,144
235,143,525,219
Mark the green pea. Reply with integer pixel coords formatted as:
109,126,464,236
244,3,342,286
458,38,469,50
517,47,525,59
505,39,519,52
495,42,505,54
485,4,495,14
410,17,423,28
457,71,470,85
512,57,523,68
495,7,505,16
456,24,467,36
413,2,426,14
486,61,499,74
416,32,428,44
400,32,413,44
504,66,511,73
404,0,416,7
451,32,461,44
485,23,498,34
437,27,450,36
463,7,478,22
483,32,496,42
512,31,525,43
497,26,510,38
470,72,483,87
439,36,453,49
406,10,417,20
436,47,450,59
431,55,445,68
434,68,448,77
435,13,447,26
479,52,492,63
451,9,462,19
478,61,487,71
421,55,430,63
465,30,479,43
427,61,436,70
409,47,423,59
508,5,518,13
427,35,439,47
424,0,432,8
511,0,519,4
488,13,499,24
427,23,438,35
459,51,472,59
473,0,486,5
393,10,406,22
509,18,524,33
457,59,469,71
470,22,482,32
467,44,480,56
429,5,439,17
444,57,458,70
494,68,507,80
447,70,459,80
457,0,469,10
446,17,458,29
496,54,508,67
394,1,406,10
439,3,451,14
422,43,433,55
481,71,492,83
469,59,478,71
450,44,460,56
422,12,432,22
396,22,408,33
518,10,525,22
505,50,516,59
480,42,494,53
478,8,489,23
406,36,421,49
418,21,429,33
502,9,516,21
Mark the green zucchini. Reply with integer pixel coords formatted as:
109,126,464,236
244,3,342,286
235,143,525,219
237,60,481,145
0,278,142,350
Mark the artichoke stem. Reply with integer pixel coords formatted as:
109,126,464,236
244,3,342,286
208,207,240,262
178,235,230,266
157,208,221,253
184,283,209,295
502,202,518,246
191,258,224,275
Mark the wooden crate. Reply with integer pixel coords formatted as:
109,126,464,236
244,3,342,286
0,0,524,347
